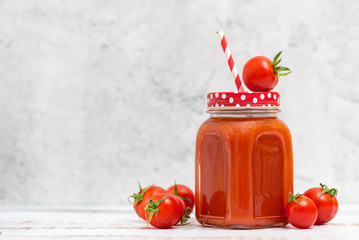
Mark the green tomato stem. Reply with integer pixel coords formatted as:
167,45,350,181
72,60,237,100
287,192,303,206
319,183,338,199
272,51,291,78
128,181,153,207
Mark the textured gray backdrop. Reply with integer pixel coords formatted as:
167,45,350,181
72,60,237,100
0,0,358,206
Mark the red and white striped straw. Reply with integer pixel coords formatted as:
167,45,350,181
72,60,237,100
217,30,244,92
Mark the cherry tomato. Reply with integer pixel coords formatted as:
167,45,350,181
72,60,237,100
167,183,195,214
144,192,183,229
129,183,166,220
170,194,190,224
285,193,318,229
242,51,291,92
303,183,338,225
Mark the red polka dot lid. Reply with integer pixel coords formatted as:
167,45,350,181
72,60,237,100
207,92,280,109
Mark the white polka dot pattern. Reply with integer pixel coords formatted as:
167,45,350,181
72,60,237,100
207,92,280,108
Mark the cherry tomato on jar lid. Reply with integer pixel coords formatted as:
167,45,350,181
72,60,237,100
242,51,291,92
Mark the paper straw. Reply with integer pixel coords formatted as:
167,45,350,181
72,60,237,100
217,30,244,92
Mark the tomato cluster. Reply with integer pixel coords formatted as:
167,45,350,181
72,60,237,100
286,184,339,229
129,182,194,229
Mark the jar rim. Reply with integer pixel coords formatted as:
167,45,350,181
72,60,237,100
207,107,280,118
207,106,280,112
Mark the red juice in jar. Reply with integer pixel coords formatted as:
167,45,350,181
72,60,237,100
195,92,293,228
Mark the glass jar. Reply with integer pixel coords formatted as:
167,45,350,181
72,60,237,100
195,92,293,229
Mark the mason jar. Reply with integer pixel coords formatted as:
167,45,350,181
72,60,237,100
195,91,293,229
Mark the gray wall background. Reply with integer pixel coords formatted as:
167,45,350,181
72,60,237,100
0,0,358,206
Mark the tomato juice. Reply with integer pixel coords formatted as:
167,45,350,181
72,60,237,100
195,92,293,228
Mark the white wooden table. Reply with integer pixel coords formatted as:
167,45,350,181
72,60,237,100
0,204,358,239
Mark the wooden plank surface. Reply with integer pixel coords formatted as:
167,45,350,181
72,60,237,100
0,204,358,239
